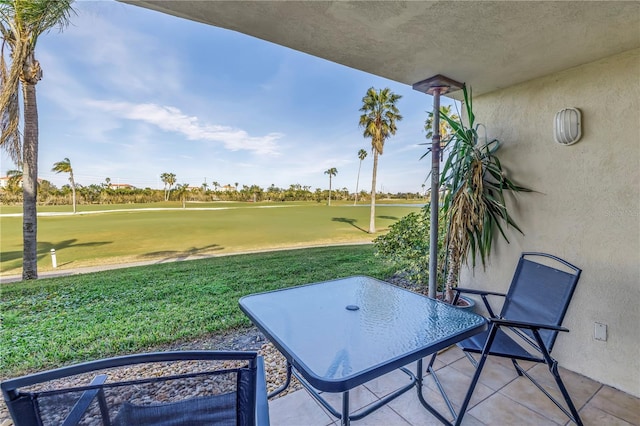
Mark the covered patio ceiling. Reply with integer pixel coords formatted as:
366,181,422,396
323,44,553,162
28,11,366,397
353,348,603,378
123,1,639,98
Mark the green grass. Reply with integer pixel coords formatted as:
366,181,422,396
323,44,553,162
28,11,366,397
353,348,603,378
1,202,420,275
0,245,395,378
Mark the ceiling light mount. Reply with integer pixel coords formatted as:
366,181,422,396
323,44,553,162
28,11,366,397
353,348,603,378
412,74,464,96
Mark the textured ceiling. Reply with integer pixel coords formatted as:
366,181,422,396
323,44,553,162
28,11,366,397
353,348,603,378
123,1,640,98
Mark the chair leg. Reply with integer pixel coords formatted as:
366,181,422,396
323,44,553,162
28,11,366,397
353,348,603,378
512,358,524,376
526,330,584,426
549,361,583,426
426,353,457,419
453,324,500,426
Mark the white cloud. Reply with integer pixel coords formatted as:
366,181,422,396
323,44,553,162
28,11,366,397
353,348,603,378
88,100,283,156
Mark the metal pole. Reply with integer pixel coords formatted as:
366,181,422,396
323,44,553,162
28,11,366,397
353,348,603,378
412,75,463,300
50,248,57,269
428,88,443,299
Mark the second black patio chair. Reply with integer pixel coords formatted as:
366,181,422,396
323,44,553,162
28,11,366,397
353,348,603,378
1,350,270,426
428,252,583,425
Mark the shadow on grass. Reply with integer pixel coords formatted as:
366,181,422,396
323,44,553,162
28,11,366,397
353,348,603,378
377,215,399,220
1,239,113,274
141,244,224,263
332,217,368,233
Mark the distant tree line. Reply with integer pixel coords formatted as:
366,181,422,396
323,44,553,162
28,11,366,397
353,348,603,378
0,179,423,206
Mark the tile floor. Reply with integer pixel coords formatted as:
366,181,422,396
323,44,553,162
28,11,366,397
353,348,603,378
267,346,639,426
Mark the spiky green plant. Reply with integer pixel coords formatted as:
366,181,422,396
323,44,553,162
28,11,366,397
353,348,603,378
439,86,531,302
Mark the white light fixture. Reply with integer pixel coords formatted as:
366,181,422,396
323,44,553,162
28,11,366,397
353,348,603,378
554,108,582,145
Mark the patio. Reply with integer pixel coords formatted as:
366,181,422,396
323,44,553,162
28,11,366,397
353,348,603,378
267,345,639,426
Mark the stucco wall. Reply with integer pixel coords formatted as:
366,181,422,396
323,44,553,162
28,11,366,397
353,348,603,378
458,48,640,397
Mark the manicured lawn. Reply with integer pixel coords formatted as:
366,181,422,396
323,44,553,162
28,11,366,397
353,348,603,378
0,202,421,275
0,245,396,378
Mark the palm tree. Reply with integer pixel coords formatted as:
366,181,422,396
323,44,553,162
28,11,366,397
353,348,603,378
6,168,22,194
324,167,338,206
212,181,219,192
160,172,176,201
358,87,402,233
52,157,76,213
353,149,367,205
0,0,75,280
174,183,189,208
424,105,459,161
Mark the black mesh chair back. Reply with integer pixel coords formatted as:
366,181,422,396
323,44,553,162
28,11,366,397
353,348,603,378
1,351,270,426
501,253,581,352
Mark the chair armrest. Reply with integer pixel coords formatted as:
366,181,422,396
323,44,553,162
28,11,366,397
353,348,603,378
491,318,569,332
454,287,506,297
255,356,270,426
454,288,505,318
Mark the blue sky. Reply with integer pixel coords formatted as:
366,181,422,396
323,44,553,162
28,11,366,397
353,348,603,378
1,0,457,194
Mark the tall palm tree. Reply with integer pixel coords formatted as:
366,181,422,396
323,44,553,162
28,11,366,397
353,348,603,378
424,105,459,161
324,167,337,206
358,87,402,233
160,172,176,201
0,0,75,280
353,149,367,206
52,157,76,213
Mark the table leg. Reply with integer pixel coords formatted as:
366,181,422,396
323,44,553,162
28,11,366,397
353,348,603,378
416,358,453,425
342,391,350,426
290,364,415,423
267,361,292,399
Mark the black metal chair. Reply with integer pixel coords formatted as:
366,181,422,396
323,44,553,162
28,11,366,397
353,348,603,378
428,252,583,426
1,351,270,426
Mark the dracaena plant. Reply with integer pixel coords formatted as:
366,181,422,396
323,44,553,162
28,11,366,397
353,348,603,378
439,86,531,303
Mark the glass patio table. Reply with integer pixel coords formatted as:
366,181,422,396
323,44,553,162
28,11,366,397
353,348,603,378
239,275,487,425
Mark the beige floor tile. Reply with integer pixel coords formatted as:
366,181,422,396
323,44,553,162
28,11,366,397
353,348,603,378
499,375,583,425
316,385,379,415
427,357,449,373
422,365,494,410
363,367,416,398
344,404,411,426
435,345,466,365
448,356,519,391
483,353,537,372
266,356,639,426
578,405,636,426
520,364,601,411
459,413,486,425
269,389,335,426
587,385,640,425
468,392,560,425
387,384,456,425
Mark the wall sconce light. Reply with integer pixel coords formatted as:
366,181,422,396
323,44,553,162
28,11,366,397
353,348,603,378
554,108,582,145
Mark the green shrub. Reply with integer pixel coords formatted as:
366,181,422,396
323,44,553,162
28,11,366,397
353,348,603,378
373,205,447,289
